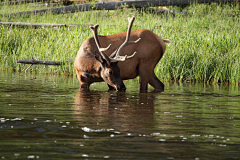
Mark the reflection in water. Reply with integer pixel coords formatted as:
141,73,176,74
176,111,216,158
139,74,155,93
73,89,164,159
0,72,240,159
72,88,240,159
74,90,157,133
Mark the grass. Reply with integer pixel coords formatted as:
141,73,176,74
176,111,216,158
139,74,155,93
0,2,239,84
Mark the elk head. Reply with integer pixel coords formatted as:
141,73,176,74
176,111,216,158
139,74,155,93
89,17,141,91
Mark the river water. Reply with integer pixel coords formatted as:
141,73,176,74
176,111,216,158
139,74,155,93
0,72,240,159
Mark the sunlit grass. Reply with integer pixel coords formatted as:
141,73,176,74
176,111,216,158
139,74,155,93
0,2,239,84
0,1,59,14
156,3,240,84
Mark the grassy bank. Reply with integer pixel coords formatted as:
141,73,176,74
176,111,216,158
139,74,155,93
0,2,239,84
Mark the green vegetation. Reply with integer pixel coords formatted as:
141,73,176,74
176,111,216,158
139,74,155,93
0,2,239,84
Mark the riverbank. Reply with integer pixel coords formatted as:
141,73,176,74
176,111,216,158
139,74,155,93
1,2,239,84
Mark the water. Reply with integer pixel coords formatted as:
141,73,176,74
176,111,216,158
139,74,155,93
0,72,240,159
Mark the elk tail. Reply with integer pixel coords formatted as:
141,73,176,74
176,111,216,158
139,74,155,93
163,39,171,43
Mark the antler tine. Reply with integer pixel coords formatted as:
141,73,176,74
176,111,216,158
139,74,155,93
112,17,141,61
89,24,112,64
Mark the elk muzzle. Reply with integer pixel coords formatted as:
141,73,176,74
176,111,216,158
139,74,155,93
115,84,126,91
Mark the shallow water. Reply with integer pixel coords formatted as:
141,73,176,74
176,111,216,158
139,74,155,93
0,72,240,159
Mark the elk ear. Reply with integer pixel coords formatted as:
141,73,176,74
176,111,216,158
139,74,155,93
94,51,104,63
94,51,108,65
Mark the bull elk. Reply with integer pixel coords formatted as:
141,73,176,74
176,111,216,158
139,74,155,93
74,17,170,91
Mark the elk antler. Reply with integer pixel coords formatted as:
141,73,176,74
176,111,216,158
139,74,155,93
89,24,112,65
90,17,141,64
110,17,141,62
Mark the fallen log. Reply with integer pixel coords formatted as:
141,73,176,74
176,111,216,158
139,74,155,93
5,0,236,16
17,59,63,65
145,7,187,15
0,22,91,29
32,3,60,8
16,57,64,71
1,0,42,5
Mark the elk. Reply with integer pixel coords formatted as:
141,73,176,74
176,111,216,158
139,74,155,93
74,17,170,91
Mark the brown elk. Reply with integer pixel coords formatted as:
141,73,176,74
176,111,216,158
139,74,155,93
74,17,170,91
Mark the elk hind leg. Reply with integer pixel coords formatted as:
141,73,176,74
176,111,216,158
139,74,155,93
138,65,152,92
149,73,164,90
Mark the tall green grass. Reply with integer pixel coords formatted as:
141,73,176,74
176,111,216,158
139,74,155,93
155,3,240,84
0,2,239,84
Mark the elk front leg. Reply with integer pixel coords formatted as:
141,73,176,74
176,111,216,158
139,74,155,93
80,83,90,89
108,84,115,90
76,70,91,89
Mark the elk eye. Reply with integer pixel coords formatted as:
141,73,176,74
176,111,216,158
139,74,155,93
109,70,112,74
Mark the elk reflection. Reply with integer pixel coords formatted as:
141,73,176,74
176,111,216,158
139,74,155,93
73,89,159,132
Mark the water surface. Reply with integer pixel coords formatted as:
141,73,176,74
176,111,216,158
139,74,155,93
0,72,240,159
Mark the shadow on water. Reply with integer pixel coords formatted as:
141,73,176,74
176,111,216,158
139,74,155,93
0,72,240,159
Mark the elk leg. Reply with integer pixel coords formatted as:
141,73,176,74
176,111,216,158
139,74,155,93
76,71,91,89
149,73,164,90
76,70,82,83
108,84,115,90
80,83,90,89
138,65,152,92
